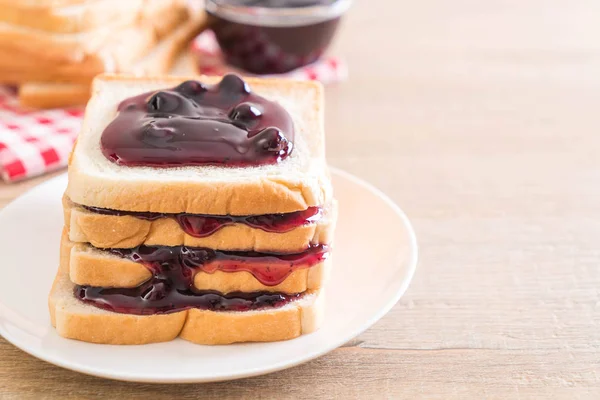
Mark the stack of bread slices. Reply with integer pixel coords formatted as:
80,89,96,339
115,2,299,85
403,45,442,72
50,73,337,345
0,0,206,108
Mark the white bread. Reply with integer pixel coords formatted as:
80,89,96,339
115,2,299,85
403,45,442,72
0,5,189,85
64,196,336,251
69,240,331,294
50,235,324,344
0,0,187,65
67,74,332,215
0,0,91,7
18,13,209,108
0,0,144,33
18,83,90,109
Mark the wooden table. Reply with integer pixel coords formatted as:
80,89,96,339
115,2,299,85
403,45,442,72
2,1,600,398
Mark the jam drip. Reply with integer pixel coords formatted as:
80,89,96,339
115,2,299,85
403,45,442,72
83,205,322,237
74,244,327,315
100,74,295,167
112,244,328,286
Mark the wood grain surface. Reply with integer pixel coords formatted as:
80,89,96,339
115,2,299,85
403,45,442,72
2,0,600,398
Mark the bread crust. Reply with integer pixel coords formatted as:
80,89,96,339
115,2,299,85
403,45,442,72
64,196,336,252
68,165,331,215
67,74,330,215
68,239,332,294
180,291,324,345
49,231,324,345
19,83,90,109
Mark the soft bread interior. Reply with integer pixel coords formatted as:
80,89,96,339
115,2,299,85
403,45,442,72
67,75,332,215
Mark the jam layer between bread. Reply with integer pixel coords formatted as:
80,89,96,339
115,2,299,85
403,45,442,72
76,285,304,315
74,244,328,315
101,74,295,167
82,204,323,238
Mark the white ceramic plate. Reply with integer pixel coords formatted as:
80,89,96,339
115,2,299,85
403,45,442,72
0,168,417,383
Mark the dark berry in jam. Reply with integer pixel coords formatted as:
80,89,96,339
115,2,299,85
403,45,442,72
74,244,328,315
207,0,347,74
83,205,322,237
100,74,294,167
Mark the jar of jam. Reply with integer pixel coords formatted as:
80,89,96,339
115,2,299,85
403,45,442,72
206,0,351,74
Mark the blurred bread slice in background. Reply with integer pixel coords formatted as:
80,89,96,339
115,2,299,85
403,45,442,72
0,0,208,109
0,4,192,85
19,83,90,109
19,13,207,108
0,0,145,34
0,0,188,64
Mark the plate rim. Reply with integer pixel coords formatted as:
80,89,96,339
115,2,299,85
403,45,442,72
0,167,418,383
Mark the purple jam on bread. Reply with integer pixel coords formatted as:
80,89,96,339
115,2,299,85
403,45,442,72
83,204,322,237
76,285,301,315
100,74,294,167
74,244,328,314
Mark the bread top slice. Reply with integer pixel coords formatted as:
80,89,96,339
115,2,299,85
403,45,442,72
67,74,332,215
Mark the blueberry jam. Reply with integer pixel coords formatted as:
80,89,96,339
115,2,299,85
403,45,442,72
74,245,328,315
82,205,322,237
100,74,294,167
76,286,300,315
207,0,345,74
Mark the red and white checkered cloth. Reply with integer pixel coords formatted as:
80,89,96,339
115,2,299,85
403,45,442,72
0,87,82,182
192,30,348,83
0,31,346,183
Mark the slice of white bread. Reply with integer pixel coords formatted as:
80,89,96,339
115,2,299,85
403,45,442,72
64,196,336,251
0,0,90,7
0,0,144,33
69,241,331,294
50,234,325,344
0,3,189,86
19,83,90,109
0,0,187,64
18,13,208,108
67,74,331,215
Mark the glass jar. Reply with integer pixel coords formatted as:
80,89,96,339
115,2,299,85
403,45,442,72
206,0,352,74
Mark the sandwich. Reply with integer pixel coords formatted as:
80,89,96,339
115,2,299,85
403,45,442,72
49,73,337,345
